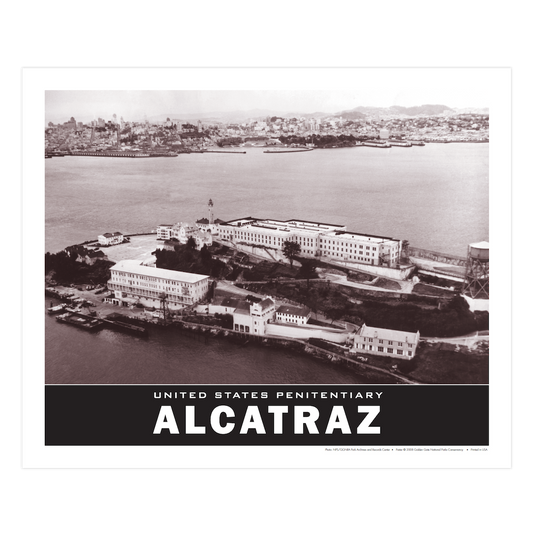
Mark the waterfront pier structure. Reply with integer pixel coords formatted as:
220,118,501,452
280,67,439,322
70,150,150,158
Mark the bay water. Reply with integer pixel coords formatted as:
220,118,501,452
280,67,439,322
45,143,488,384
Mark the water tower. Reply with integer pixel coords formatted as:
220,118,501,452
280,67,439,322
462,241,489,299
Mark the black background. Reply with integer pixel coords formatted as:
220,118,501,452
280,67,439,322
45,384,489,446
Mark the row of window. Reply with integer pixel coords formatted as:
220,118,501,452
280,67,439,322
323,245,374,256
322,252,375,263
233,232,386,252
363,337,414,348
221,225,398,261
357,343,413,356
113,272,206,289
110,285,193,303
324,241,377,250
279,317,304,324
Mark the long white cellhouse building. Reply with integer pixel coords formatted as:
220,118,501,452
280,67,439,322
218,217,402,267
107,260,210,309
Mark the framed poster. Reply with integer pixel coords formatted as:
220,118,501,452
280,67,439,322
23,67,511,467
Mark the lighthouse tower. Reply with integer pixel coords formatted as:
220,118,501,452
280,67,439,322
208,198,214,225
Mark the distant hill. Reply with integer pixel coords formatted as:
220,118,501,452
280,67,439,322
453,107,489,115
389,104,453,116
333,110,366,120
333,105,454,118
47,103,487,128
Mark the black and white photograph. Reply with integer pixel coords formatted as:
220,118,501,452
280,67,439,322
23,67,511,467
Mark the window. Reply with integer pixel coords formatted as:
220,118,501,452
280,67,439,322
388,341,393,345
378,346,384,352
387,348,393,354
397,350,403,355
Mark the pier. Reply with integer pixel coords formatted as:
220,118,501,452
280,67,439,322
263,148,313,153
69,151,150,158
54,309,148,336
200,150,247,154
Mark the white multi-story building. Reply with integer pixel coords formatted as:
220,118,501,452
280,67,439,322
98,232,124,246
107,259,210,309
275,304,311,325
157,224,173,240
218,217,401,267
318,231,401,267
350,324,420,360
172,223,196,244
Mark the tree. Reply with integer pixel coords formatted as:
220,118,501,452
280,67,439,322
298,259,318,289
282,240,301,268
401,240,410,264
200,244,211,263
186,236,197,250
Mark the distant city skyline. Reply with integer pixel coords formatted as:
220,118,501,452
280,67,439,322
43,68,498,123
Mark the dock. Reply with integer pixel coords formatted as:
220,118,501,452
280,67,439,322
56,312,104,331
102,313,149,336
263,148,313,153
200,150,247,154
69,150,151,158
55,310,148,336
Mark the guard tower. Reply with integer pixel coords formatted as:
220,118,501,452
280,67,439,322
462,241,489,299
208,198,214,225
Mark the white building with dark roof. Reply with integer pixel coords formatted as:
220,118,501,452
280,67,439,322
350,323,420,359
276,304,311,325
98,231,124,246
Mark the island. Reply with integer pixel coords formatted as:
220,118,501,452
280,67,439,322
45,205,489,385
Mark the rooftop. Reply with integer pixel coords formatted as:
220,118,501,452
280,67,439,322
358,324,419,344
276,304,310,317
110,260,210,283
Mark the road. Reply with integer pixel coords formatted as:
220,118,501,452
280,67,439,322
421,331,489,346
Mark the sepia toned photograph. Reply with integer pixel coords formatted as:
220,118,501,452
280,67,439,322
44,79,489,387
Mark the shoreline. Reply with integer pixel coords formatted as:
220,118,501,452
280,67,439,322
45,287,417,385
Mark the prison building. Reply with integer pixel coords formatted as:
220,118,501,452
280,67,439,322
217,217,401,266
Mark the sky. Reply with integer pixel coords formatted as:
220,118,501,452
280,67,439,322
44,68,495,124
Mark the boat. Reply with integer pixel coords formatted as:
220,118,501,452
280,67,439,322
362,142,391,148
47,303,67,314
388,140,412,147
56,312,104,331
103,314,148,336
